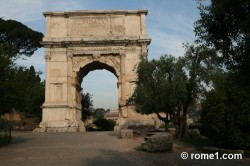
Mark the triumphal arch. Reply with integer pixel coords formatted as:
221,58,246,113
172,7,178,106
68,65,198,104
38,10,151,132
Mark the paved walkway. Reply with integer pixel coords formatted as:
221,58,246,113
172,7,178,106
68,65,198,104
0,131,249,166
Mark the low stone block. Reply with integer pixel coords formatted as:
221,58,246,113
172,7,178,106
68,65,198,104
121,129,133,139
140,132,173,152
33,127,46,133
47,121,70,128
187,129,201,138
68,127,78,132
47,127,68,132
168,128,176,135
114,125,122,132
79,126,86,132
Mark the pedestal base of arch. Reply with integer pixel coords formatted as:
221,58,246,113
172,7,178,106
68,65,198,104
34,105,86,132
114,105,165,132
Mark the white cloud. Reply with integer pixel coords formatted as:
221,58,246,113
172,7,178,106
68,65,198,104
146,7,197,59
0,0,44,22
0,0,89,23
148,29,186,58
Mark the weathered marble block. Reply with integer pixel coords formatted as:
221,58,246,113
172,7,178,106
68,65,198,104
121,129,133,139
140,132,173,152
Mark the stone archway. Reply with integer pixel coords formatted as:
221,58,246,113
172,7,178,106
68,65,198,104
38,10,151,132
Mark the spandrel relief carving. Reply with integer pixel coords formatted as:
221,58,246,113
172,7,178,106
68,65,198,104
73,56,89,70
92,54,99,60
75,91,82,104
72,54,121,77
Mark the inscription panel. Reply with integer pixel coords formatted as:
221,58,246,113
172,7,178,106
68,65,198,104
69,16,124,36
72,46,136,52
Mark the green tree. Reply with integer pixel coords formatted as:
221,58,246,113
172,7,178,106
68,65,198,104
0,18,43,57
93,108,106,120
194,0,250,85
22,66,45,116
0,18,43,115
130,46,219,138
1,66,45,116
81,93,94,121
94,119,116,131
195,0,250,148
176,44,219,138
129,55,187,131
201,78,250,149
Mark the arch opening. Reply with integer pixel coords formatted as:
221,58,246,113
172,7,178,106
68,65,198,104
77,60,119,83
78,61,119,127
76,60,119,108
82,70,118,110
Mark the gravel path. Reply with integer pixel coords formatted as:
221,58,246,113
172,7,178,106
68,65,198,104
0,131,249,166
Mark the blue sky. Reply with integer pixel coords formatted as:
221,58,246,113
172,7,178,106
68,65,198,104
0,0,200,110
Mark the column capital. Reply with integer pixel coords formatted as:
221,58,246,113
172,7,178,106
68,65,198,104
44,52,52,61
67,52,73,61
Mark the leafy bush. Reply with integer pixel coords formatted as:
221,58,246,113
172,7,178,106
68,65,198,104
0,119,6,129
159,124,165,129
0,119,11,147
0,133,11,147
94,119,116,131
201,86,250,150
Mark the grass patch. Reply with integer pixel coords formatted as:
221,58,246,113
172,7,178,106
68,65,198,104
0,119,12,147
0,130,12,147
181,137,215,152
0,135,11,147
244,151,250,157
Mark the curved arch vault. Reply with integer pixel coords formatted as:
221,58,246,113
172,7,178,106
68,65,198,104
38,10,151,132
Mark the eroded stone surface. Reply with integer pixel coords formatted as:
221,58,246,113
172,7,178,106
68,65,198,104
187,129,201,138
114,125,122,132
140,132,173,152
121,129,133,139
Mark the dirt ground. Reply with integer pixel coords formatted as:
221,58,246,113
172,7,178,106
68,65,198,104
0,131,249,166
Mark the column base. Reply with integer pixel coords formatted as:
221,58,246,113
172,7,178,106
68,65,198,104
37,104,85,132
34,120,86,132
33,126,86,132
